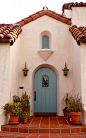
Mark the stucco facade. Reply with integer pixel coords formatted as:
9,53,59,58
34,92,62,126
0,3,86,126
18,15,72,116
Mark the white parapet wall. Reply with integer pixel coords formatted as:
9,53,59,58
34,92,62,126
0,109,9,131
81,106,86,125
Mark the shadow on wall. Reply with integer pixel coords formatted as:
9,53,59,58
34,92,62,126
0,109,9,131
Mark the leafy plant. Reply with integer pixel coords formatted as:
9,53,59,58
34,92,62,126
62,92,71,107
3,102,13,115
67,94,84,112
20,91,30,108
3,102,22,116
20,112,30,119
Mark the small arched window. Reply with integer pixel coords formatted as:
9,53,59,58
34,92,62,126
42,35,49,49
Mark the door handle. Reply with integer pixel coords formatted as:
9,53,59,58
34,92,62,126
34,91,36,101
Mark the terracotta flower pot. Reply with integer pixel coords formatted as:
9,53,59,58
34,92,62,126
9,113,19,122
23,118,28,124
70,112,81,122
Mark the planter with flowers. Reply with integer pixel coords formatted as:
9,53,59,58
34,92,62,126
67,94,84,124
3,102,22,124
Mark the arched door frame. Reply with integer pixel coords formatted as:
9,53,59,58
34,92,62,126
33,64,59,115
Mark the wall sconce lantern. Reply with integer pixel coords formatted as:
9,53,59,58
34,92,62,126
62,62,69,76
22,62,29,76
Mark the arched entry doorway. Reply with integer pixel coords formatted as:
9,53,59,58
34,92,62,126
34,67,57,113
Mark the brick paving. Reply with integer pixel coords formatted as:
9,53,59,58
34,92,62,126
0,116,86,138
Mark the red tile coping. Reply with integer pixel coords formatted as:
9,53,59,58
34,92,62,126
16,9,71,27
62,2,86,12
69,25,86,45
1,116,86,135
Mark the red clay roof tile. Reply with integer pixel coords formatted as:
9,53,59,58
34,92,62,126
23,17,32,24
16,9,71,26
17,20,25,27
0,8,71,45
69,25,86,45
62,2,86,12
29,13,40,21
0,24,22,45
36,10,45,17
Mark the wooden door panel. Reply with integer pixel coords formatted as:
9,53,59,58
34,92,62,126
34,67,57,113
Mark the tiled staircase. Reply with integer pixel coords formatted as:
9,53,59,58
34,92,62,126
0,116,86,138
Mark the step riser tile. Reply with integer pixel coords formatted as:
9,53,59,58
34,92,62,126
19,128,28,133
29,128,39,133
1,126,9,132
10,127,19,132
81,127,86,132
61,128,70,133
39,129,49,133
50,128,60,134
71,127,80,133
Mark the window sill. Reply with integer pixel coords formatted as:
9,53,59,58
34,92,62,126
38,49,54,61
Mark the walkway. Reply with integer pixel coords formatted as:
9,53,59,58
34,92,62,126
0,116,86,138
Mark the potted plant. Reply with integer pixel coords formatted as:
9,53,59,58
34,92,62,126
62,92,70,116
20,112,30,124
20,91,30,112
3,102,13,115
3,102,22,124
67,93,84,124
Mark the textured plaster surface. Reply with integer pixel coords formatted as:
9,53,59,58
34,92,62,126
64,9,72,18
71,36,81,95
72,7,86,26
0,44,10,107
81,43,86,105
9,36,20,101
19,15,72,116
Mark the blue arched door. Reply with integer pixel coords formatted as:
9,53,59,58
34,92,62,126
34,67,57,113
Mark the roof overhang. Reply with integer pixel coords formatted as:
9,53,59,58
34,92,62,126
0,39,14,46
80,38,86,43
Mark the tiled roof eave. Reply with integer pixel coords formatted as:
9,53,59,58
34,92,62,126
0,24,22,46
16,10,71,27
0,39,14,46
80,38,86,43
69,25,86,46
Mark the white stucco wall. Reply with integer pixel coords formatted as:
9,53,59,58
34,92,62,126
63,10,72,18
0,44,10,107
81,43,86,105
71,36,81,95
19,15,72,116
72,7,86,26
9,36,21,101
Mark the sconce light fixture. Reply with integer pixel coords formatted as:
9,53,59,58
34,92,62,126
22,62,29,76
62,62,69,76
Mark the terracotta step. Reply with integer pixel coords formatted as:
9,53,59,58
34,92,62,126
1,116,86,135
0,132,86,138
